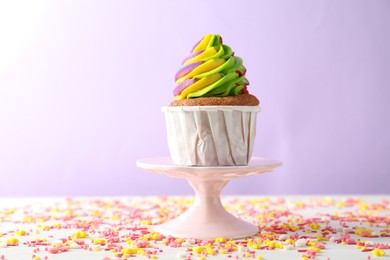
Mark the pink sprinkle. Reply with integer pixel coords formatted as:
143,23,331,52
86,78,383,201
48,248,59,254
136,240,148,248
376,244,389,249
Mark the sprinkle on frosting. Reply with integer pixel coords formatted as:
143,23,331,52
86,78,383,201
174,34,249,100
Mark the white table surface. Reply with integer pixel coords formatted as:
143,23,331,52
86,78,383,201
0,195,389,260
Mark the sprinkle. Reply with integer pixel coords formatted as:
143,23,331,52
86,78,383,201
193,246,204,254
69,242,81,249
371,249,386,257
283,244,294,250
181,242,192,247
278,234,289,241
0,196,388,259
16,230,27,236
295,239,307,247
6,237,19,245
310,224,321,230
177,252,187,258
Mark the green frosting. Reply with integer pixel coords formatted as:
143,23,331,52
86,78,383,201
175,34,249,99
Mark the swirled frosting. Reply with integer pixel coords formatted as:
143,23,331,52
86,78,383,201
173,34,249,100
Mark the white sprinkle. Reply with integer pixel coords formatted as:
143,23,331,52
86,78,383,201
177,252,187,258
365,241,374,246
283,244,294,250
329,236,338,243
321,216,331,221
295,239,307,247
278,234,289,241
238,246,245,252
0,242,7,248
186,239,195,245
69,242,81,249
92,233,104,238
99,225,110,232
51,240,63,246
181,242,192,247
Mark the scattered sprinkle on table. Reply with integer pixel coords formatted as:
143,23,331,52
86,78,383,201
0,196,389,259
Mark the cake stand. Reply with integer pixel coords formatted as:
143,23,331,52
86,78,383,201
136,157,282,240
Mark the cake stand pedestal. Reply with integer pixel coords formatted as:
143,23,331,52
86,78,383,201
136,157,282,240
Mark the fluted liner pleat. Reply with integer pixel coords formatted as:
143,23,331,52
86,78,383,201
162,106,261,166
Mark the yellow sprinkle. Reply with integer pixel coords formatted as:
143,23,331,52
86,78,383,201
371,249,386,257
122,253,130,258
137,248,146,255
310,223,321,230
285,238,295,244
336,202,346,208
215,237,227,243
198,257,206,260
151,234,161,240
308,247,322,253
150,255,158,259
315,235,328,241
205,247,215,255
276,242,284,249
73,231,88,239
249,243,261,249
219,249,228,254
141,220,151,225
33,257,41,260
93,239,106,244
16,230,26,236
245,252,252,257
256,257,264,260
6,237,19,245
193,246,204,254
93,246,101,251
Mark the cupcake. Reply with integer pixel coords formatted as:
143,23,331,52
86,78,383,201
163,34,261,166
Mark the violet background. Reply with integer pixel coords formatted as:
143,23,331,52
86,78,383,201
0,1,389,196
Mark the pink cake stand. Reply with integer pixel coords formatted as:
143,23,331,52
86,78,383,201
136,156,282,240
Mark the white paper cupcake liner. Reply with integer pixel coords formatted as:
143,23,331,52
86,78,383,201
162,106,261,166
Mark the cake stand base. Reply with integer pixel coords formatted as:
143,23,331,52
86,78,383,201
136,157,282,240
